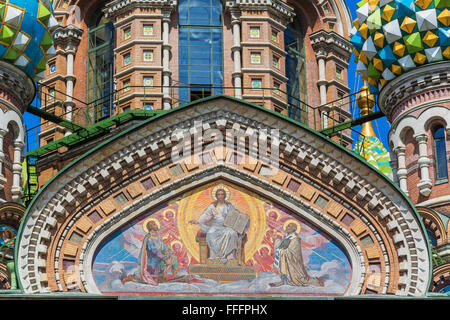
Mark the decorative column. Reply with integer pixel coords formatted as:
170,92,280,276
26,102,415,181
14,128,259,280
414,133,432,197
162,8,173,110
317,50,328,106
316,49,329,128
0,129,7,188
394,146,409,196
52,25,83,132
310,31,352,133
230,8,242,99
11,141,24,202
65,50,75,121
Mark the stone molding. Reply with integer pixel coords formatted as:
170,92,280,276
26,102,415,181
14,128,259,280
309,30,352,63
0,103,26,145
379,62,450,122
417,195,450,209
16,97,430,296
0,61,36,109
389,105,450,150
0,202,25,230
52,25,84,54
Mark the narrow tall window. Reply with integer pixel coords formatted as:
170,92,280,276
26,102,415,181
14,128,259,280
178,0,224,103
284,15,307,123
433,126,448,180
87,6,115,123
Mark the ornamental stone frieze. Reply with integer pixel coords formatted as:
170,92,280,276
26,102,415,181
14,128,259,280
379,62,450,122
52,25,84,54
16,96,431,296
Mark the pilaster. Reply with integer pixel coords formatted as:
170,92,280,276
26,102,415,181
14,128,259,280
105,0,178,112
225,0,295,112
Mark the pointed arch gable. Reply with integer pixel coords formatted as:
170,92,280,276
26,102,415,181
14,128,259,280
82,169,362,295
16,95,431,296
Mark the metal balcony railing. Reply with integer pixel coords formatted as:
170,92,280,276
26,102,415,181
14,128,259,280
22,80,380,205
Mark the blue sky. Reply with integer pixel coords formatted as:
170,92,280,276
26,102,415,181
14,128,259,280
345,0,391,151
23,1,391,153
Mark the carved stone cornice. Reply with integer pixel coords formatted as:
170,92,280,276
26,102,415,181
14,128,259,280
309,30,352,63
104,0,177,20
378,61,450,123
0,61,36,110
0,202,25,230
52,25,84,53
225,0,295,24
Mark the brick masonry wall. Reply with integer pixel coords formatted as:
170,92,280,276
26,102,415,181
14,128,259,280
0,126,14,202
401,111,450,206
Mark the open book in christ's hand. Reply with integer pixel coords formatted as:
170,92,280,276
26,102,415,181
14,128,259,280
224,207,249,235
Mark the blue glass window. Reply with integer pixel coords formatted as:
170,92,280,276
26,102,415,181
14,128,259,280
178,0,223,103
87,6,115,122
433,126,448,180
179,0,222,26
285,16,307,124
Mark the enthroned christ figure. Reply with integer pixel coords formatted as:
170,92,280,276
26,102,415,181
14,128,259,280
189,187,250,263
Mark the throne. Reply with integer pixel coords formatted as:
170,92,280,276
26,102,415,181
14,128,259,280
189,232,256,282
195,231,247,265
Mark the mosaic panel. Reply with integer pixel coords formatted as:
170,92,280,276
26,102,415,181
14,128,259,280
93,180,351,295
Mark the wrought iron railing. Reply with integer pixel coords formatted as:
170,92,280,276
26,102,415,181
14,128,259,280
22,81,377,204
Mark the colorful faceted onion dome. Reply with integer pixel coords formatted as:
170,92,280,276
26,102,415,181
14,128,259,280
350,0,450,94
353,84,394,180
0,0,57,80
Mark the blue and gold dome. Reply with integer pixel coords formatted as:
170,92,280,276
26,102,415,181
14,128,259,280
0,0,57,80
350,0,450,94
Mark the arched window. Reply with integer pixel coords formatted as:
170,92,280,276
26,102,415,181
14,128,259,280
87,6,115,123
178,0,224,103
433,126,448,180
285,15,307,123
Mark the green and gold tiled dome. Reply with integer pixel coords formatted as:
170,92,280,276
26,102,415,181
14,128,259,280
0,0,57,80
350,0,450,94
